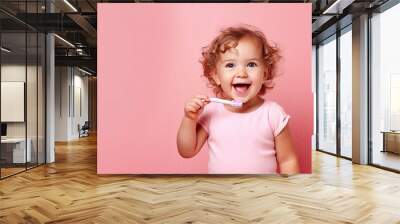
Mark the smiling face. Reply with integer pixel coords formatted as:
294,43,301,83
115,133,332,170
212,36,267,104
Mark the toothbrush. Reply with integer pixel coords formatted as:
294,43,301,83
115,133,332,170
209,97,243,107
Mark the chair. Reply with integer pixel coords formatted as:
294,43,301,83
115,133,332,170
79,121,90,138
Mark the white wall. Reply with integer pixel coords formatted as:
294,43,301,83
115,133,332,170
55,67,89,141
55,66,69,141
72,73,89,138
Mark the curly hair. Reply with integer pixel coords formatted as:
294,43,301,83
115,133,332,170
199,25,280,97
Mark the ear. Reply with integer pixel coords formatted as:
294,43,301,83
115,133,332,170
211,71,221,85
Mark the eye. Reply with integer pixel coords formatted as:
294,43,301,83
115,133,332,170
225,63,235,68
248,62,257,67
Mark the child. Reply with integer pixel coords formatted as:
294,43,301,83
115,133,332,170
177,25,299,174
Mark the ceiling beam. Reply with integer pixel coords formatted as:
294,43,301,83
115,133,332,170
67,13,97,45
322,0,356,14
55,55,96,69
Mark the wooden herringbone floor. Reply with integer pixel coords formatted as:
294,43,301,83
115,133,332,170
0,134,400,224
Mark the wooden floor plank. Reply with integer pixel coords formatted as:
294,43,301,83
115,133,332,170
0,134,399,223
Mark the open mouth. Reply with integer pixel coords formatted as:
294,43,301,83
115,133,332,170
232,83,251,95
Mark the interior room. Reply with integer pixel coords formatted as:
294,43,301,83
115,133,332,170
0,0,399,223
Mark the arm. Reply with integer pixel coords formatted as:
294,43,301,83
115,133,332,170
177,95,209,158
177,118,208,158
275,125,300,174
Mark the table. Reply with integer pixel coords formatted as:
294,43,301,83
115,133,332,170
1,138,32,163
381,131,400,154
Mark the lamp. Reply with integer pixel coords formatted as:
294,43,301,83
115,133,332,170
63,0,78,12
1,47,11,53
54,34,75,48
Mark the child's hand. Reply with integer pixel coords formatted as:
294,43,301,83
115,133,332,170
184,95,210,121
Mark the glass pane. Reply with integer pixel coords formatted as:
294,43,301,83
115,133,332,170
312,45,317,150
38,33,45,165
0,1,46,178
340,28,352,158
318,36,337,154
1,31,27,178
27,31,38,169
371,3,400,171
26,0,39,169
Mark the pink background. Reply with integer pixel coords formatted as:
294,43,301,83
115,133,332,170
98,3,312,174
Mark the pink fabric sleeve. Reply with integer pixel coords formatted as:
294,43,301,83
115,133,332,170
268,102,290,137
197,105,212,133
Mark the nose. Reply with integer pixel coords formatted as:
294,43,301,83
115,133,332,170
236,66,248,78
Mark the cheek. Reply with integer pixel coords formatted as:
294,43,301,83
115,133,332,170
251,70,265,82
221,79,232,88
219,71,234,82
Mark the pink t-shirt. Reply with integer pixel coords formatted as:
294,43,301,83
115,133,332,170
198,100,290,174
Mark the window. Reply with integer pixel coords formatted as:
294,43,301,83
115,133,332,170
0,1,46,179
340,27,352,158
371,2,400,171
317,35,337,154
